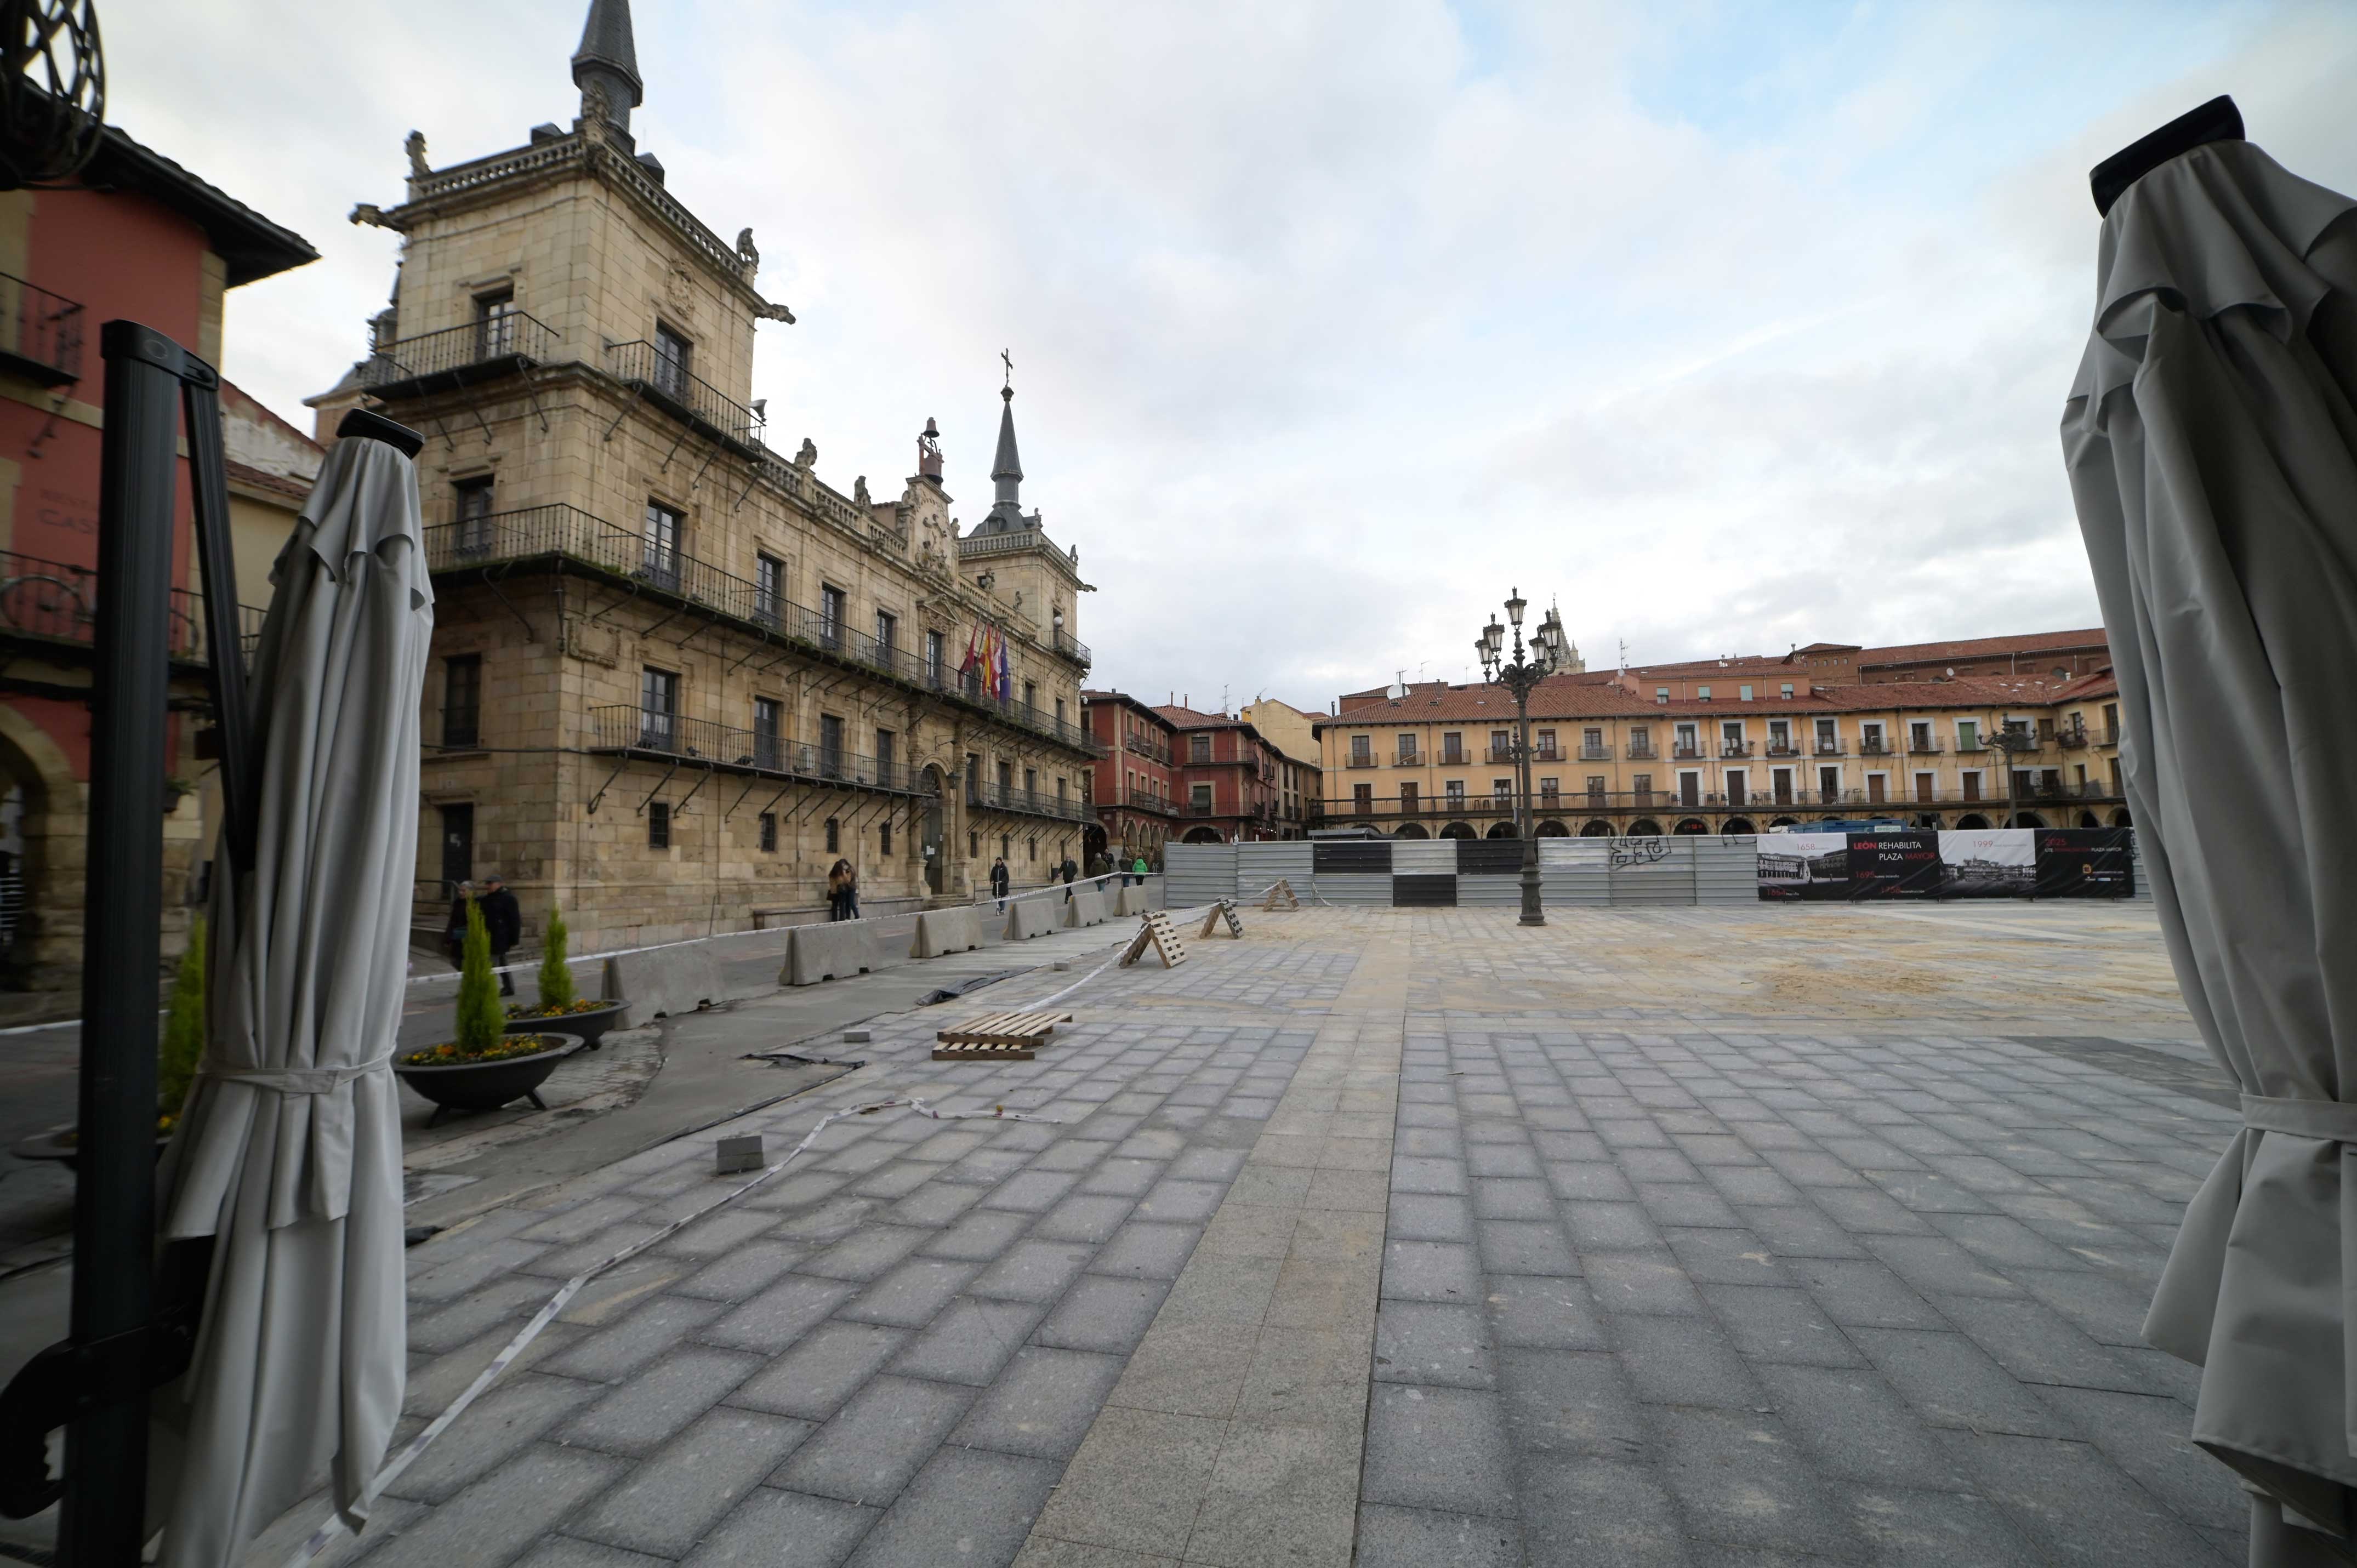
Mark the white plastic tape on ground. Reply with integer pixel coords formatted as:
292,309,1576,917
280,1096,1058,1568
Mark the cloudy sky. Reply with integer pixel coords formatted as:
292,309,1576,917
107,0,2357,712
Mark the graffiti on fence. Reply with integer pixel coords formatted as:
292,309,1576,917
1609,836,1671,870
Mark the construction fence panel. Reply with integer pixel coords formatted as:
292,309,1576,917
1314,873,1393,905
1693,837,1761,905
1610,837,1696,907
1164,844,1239,908
1236,842,1313,902
1391,840,1458,876
1458,876,1525,908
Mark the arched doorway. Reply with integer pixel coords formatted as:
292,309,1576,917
1579,820,1613,837
1485,820,1518,839
1956,813,1991,830
2013,811,2048,829
1393,823,1430,839
0,712,75,989
1721,817,1756,836
2110,807,2133,828
1914,813,1942,830
1674,818,1707,835
2076,811,2099,828
1182,826,1223,843
1768,816,1800,830
1536,819,1570,836
1439,822,1475,840
920,766,947,893
1628,819,1663,837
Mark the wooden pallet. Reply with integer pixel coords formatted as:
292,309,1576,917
934,1008,1075,1051
1261,879,1300,911
1120,911,1189,968
932,1039,1037,1062
1198,900,1244,940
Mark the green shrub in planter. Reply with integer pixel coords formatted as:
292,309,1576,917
455,900,504,1056
159,916,206,1122
537,904,575,1011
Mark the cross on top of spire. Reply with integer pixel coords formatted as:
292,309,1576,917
1001,347,1014,396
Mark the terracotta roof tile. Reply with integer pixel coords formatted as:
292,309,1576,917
1856,628,2108,668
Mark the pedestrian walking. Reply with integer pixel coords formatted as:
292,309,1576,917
1061,853,1078,902
989,856,1010,911
826,859,858,921
841,860,859,920
442,880,474,970
1131,852,1148,886
477,874,522,995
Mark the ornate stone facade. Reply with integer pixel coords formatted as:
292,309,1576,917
311,5,1096,953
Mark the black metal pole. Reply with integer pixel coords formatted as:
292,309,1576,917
62,322,181,1565
1516,695,1542,926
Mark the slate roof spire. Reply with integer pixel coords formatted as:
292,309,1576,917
980,354,1030,534
573,0,644,135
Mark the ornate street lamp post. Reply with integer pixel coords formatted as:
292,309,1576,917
1476,588,1569,927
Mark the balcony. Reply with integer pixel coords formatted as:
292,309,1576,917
1123,789,1177,816
1439,750,1467,767
1813,740,1846,756
970,783,1091,823
1626,742,1657,760
1052,625,1092,668
1579,745,1612,761
1859,739,1891,756
426,504,1103,756
1955,738,1988,754
1189,801,1215,817
608,340,765,457
589,706,927,795
0,273,84,386
1305,776,2127,823
1392,753,1422,768
1720,739,1752,759
1765,741,1800,758
1671,741,1705,761
1909,737,1944,754
360,310,559,400
1346,755,1379,769
2058,726,2090,749
0,550,264,669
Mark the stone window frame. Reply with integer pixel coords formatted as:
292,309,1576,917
758,811,777,853
647,801,671,851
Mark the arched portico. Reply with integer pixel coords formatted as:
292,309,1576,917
1485,820,1518,839
1578,820,1612,837
0,708,81,989
2110,807,2133,828
1392,823,1430,839
1956,813,1991,830
1439,822,1474,840
1768,816,1800,830
1182,825,1223,843
1674,818,1707,835
1721,817,1756,836
1628,819,1663,837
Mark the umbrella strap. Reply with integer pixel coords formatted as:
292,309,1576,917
2244,1094,2357,1143
196,1056,393,1095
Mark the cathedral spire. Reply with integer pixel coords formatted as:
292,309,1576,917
981,352,1027,533
572,0,644,136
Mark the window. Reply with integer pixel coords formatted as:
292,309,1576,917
642,501,682,589
1191,783,1214,816
759,811,777,852
1957,719,1980,751
1489,729,1510,759
2102,702,2119,743
1962,771,1983,801
1023,681,1037,712
1029,837,1039,863
926,629,946,687
1915,772,1935,803
1191,734,1211,765
999,760,1015,803
653,322,692,398
1860,722,1886,754
1780,683,1794,698
755,553,784,626
647,801,670,849
1739,684,1753,701
1697,685,1711,702
1001,835,1011,860
875,728,895,784
1580,727,1601,757
1023,767,1038,799
441,654,481,748
1675,723,1699,757
1679,772,1701,806
753,696,782,769
1445,780,1466,806
1630,725,1653,757
1654,687,1669,704
1818,765,1840,801
819,584,846,649
1351,734,1372,765
875,610,897,659
1353,783,1373,814
880,821,892,856
1814,718,1837,753
639,666,679,749
1632,773,1653,803
1400,783,1418,812
965,753,981,805
1441,732,1464,763
1722,720,1744,751
970,830,980,857
825,817,839,853
1910,721,1932,752
1726,772,1746,806
1867,774,1887,804
1055,697,1066,728
819,714,844,777
1772,767,1793,803
1492,778,1512,802
1768,719,1791,752
474,288,516,358
454,477,495,555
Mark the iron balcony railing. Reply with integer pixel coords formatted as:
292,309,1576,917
967,783,1090,823
1052,625,1092,667
1189,801,1215,817
1122,738,1172,764
1765,741,1801,757
2058,726,2090,749
1626,742,1657,760
1720,739,1752,758
360,310,559,396
607,339,764,454
1955,739,1988,752
0,550,264,666
1813,740,1846,756
1859,739,1891,756
1123,789,1177,815
1392,753,1421,767
1579,745,1611,761
589,705,928,794
1345,755,1378,768
1909,737,1944,754
1671,741,1705,760
0,272,84,386
425,504,1102,755
1308,779,2125,819
1439,750,1467,767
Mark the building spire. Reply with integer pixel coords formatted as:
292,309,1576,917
981,352,1027,533
573,0,644,135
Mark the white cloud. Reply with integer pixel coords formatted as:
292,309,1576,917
99,0,2357,715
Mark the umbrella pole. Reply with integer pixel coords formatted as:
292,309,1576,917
55,321,185,1565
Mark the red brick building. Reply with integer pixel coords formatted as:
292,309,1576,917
0,127,314,990
1155,704,1307,843
1080,690,1180,868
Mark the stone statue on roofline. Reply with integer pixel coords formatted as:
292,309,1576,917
405,130,430,178
794,438,817,470
736,228,759,270
853,476,872,509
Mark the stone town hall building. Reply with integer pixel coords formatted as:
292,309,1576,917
309,0,1097,949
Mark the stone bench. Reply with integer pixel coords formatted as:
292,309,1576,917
913,906,984,959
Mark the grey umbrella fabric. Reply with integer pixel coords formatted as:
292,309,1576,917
150,435,431,1568
2062,139,2357,1558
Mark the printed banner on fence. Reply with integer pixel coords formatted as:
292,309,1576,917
1846,831,1944,899
1755,834,1849,900
2033,828,2136,898
1936,829,2036,898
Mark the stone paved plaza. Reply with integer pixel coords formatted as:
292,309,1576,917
253,902,2240,1567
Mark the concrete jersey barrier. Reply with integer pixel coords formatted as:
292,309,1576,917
912,906,984,959
1005,896,1060,940
604,942,722,1022
784,920,890,985
1065,886,1109,928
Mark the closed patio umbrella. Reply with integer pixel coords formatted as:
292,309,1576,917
2062,102,2357,1562
149,426,431,1568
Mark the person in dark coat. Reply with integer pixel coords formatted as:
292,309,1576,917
477,874,523,995
443,881,475,970
989,857,1010,910
1061,854,1078,902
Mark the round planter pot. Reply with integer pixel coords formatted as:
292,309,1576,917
10,1124,170,1171
393,1033,585,1123
502,999,627,1050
